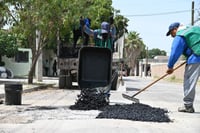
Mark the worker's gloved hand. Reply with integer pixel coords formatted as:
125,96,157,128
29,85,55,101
166,68,174,74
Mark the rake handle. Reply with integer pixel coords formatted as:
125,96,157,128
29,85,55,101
132,61,186,97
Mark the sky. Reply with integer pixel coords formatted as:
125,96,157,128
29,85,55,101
112,0,200,55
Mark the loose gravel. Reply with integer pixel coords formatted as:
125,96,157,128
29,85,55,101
70,88,109,110
97,103,171,122
70,88,171,122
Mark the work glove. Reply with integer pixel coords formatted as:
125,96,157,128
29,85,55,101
166,68,174,74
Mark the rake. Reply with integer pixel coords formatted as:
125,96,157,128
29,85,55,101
122,61,186,103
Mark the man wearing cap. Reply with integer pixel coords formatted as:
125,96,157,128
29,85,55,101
166,22,200,113
80,19,115,51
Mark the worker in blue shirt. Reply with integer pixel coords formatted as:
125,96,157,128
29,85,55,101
73,17,91,48
166,22,200,113
80,17,116,52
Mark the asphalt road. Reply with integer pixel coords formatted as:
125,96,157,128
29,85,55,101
0,76,200,133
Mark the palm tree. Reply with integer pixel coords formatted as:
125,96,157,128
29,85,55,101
124,31,145,75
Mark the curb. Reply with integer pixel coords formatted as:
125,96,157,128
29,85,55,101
23,84,55,93
0,84,55,99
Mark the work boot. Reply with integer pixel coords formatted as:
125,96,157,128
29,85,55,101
178,105,195,113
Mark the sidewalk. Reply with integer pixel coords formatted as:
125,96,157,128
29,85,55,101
0,77,58,99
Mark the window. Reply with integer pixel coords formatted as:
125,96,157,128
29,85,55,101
15,51,29,63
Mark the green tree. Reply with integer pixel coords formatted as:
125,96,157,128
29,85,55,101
114,14,129,40
148,48,167,59
0,30,18,66
124,31,145,75
2,0,128,83
0,1,13,28
0,2,5,28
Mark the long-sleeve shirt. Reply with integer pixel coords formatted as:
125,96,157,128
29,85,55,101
168,36,200,68
84,23,116,42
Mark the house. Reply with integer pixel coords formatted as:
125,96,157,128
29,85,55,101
139,55,186,80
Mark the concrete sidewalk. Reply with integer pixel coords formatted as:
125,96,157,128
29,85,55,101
0,77,58,99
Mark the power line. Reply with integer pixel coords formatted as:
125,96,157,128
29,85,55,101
123,9,198,17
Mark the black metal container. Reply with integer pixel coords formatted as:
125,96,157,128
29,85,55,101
78,47,112,89
4,83,23,105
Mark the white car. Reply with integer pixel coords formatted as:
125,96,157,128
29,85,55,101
0,66,13,78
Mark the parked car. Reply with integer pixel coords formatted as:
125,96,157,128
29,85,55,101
0,66,13,79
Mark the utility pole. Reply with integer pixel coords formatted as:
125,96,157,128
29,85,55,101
145,46,148,77
191,0,195,25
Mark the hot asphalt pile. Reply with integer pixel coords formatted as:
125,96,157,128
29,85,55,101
97,103,171,122
70,89,171,122
70,88,108,110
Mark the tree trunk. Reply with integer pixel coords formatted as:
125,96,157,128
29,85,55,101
28,50,42,84
28,69,34,84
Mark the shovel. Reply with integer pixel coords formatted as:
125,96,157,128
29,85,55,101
122,61,186,103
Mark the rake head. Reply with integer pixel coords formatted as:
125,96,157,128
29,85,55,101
122,93,140,103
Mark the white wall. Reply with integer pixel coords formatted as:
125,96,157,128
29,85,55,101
113,35,124,60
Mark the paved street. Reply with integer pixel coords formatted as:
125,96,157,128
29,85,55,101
0,76,200,133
